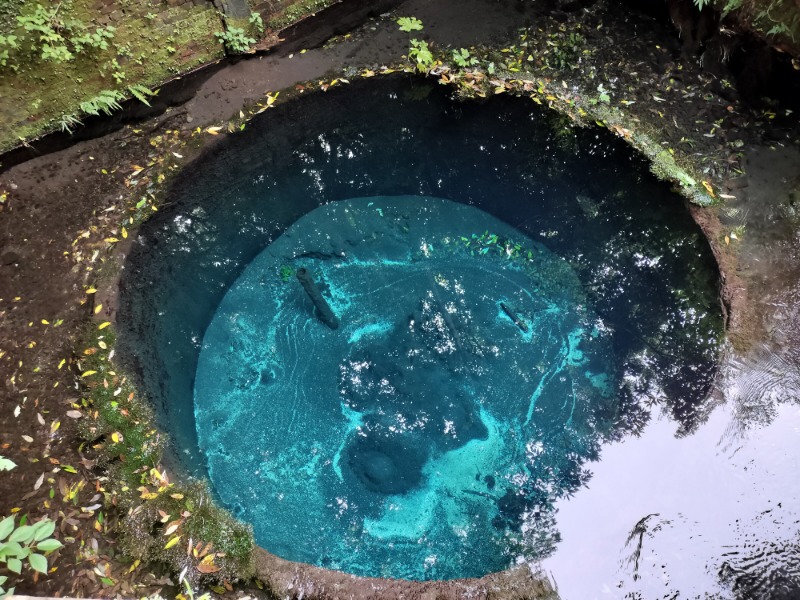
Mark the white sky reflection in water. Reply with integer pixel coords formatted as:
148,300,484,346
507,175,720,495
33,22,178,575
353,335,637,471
544,400,800,599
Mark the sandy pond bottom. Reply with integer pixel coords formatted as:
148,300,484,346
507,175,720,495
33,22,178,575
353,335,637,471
195,196,615,579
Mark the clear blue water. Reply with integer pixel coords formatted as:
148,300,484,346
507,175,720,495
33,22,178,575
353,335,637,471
194,196,617,578
117,76,722,582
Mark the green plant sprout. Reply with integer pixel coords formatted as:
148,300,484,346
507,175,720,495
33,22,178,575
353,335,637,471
452,48,478,68
396,16,423,32
408,39,434,72
249,11,264,34
215,27,256,54
0,459,63,598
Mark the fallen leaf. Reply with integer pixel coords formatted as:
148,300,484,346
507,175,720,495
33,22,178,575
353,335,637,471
164,520,182,536
164,535,181,549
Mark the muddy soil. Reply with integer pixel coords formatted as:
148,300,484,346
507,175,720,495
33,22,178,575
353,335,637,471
1,0,800,597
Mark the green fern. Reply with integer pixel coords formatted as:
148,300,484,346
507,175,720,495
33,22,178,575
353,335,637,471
128,84,157,107
58,113,82,134
80,90,123,117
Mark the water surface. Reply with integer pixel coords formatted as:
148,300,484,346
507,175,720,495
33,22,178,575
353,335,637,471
118,76,722,582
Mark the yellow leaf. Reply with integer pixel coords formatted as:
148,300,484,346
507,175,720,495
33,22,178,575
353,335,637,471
724,235,730,245
81,370,97,377
197,553,222,573
111,432,122,443
58,359,66,370
94,304,103,314
701,181,715,197
98,341,107,349
128,559,140,573
41,319,50,325
164,535,181,550
98,322,111,330
86,287,97,294
105,237,119,243
205,126,222,135
170,493,184,500
121,227,128,239
50,421,60,433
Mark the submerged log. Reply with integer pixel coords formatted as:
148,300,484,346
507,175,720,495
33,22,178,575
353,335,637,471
500,302,529,333
296,268,339,330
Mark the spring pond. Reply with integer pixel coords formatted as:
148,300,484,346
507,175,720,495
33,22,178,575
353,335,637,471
118,77,723,582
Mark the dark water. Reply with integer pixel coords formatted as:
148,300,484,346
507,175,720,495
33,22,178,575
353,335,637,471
118,76,723,582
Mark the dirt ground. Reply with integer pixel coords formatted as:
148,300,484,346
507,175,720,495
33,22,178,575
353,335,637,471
1,0,799,597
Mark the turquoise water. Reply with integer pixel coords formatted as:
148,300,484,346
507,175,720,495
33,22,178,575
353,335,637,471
194,196,616,579
118,76,723,583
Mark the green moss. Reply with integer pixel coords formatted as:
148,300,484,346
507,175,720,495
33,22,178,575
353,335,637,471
0,0,224,152
76,324,255,585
